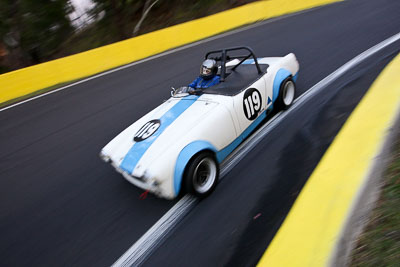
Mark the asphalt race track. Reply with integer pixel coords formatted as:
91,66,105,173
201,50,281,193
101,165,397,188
1,0,400,266
144,49,398,267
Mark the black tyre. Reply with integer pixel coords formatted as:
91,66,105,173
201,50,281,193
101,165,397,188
276,77,296,110
184,152,219,198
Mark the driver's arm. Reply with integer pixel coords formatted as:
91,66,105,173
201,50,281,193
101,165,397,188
188,87,202,95
188,77,200,88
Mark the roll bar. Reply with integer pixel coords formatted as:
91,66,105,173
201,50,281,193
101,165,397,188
205,46,262,82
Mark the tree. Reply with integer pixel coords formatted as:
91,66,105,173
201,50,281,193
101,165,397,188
0,0,74,70
89,0,131,40
89,0,161,40
132,0,159,36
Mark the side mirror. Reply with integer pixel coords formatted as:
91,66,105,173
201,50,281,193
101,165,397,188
170,87,176,97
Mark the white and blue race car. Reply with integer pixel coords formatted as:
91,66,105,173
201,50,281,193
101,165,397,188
100,47,299,199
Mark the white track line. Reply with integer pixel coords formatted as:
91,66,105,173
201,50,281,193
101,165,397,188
0,8,317,113
112,32,400,267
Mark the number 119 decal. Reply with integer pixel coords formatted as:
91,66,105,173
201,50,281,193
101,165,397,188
134,119,161,142
243,88,262,120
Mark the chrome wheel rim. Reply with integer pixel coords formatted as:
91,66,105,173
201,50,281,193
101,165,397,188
283,81,295,106
193,158,217,194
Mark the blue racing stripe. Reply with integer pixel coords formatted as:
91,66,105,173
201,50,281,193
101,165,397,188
272,68,291,103
120,95,199,174
216,106,270,162
173,105,274,196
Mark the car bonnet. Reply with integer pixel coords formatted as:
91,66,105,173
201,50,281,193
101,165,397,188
104,94,221,176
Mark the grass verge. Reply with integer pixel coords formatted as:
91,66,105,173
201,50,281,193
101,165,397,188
350,137,400,266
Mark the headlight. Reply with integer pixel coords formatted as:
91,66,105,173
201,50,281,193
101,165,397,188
151,179,159,186
143,170,159,186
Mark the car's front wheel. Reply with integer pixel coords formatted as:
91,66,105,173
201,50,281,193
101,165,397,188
276,77,296,110
184,152,219,198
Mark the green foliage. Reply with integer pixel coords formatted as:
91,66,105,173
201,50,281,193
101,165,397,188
350,140,400,266
85,0,253,41
0,0,255,72
0,0,73,65
88,0,151,40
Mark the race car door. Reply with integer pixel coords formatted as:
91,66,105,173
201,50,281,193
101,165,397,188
233,76,270,134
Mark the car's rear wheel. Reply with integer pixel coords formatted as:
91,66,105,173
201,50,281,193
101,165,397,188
184,152,219,198
276,77,296,110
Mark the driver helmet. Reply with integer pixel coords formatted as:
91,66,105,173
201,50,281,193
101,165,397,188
200,59,218,80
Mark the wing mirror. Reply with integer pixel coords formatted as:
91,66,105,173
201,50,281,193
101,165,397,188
171,87,176,97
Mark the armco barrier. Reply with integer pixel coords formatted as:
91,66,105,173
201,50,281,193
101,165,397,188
0,0,340,105
258,53,400,266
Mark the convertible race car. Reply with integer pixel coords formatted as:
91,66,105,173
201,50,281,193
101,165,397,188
100,47,299,199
